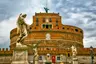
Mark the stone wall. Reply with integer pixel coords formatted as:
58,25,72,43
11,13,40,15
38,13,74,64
0,56,12,64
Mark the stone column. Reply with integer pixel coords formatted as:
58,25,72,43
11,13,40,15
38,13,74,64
11,45,29,64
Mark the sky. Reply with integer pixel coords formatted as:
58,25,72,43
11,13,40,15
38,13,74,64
0,0,96,48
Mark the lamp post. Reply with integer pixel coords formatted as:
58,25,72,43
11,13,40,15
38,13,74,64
90,46,94,64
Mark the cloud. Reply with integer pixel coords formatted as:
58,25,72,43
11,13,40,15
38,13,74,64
0,16,16,48
0,15,32,48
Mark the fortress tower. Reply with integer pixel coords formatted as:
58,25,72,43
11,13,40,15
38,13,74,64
10,12,83,50
0,8,96,64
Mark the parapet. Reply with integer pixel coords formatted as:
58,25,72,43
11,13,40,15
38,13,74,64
0,48,13,56
0,48,9,51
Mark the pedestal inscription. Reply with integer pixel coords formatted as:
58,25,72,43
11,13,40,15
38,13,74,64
11,46,29,64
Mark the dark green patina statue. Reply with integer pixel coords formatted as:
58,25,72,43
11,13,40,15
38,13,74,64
44,7,49,13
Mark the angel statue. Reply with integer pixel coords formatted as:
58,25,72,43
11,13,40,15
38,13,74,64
32,41,41,64
16,13,29,46
33,47,39,64
71,45,77,57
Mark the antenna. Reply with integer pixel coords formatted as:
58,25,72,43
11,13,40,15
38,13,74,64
46,0,48,8
44,0,49,13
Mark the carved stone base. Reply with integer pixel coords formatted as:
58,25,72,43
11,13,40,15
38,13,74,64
72,58,78,64
11,61,29,64
11,46,29,64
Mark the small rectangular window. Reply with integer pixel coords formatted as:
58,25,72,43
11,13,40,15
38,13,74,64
57,56,60,60
49,24,52,29
49,18,52,22
46,24,48,29
43,18,45,22
36,18,39,26
43,24,46,28
56,19,58,26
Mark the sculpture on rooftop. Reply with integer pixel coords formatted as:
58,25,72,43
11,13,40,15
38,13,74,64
44,7,49,13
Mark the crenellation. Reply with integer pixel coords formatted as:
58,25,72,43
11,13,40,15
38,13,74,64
2,48,5,51
6,48,8,51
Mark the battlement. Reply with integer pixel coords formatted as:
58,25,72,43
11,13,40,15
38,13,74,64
0,48,13,56
35,12,60,16
0,48,10,51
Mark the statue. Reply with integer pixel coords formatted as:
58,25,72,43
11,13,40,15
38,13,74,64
32,44,39,64
44,7,49,13
71,45,77,57
16,13,29,46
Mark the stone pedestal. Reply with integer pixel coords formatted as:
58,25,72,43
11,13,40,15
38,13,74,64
72,58,78,64
11,45,29,64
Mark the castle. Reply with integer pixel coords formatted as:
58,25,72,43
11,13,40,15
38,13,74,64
0,9,96,64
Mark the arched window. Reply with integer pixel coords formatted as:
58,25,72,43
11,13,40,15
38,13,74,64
42,24,52,29
75,29,78,32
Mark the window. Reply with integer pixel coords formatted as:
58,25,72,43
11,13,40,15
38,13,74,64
39,56,42,60
57,56,60,60
67,28,69,30
42,24,52,29
46,24,48,29
49,18,52,22
49,24,52,29
68,53,70,57
80,31,82,33
34,27,36,29
56,19,58,26
30,27,32,29
62,27,64,29
47,48,50,50
43,24,46,28
36,18,39,26
43,18,45,22
75,29,78,32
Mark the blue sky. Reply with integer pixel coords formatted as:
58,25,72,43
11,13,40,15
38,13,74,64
0,0,96,48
